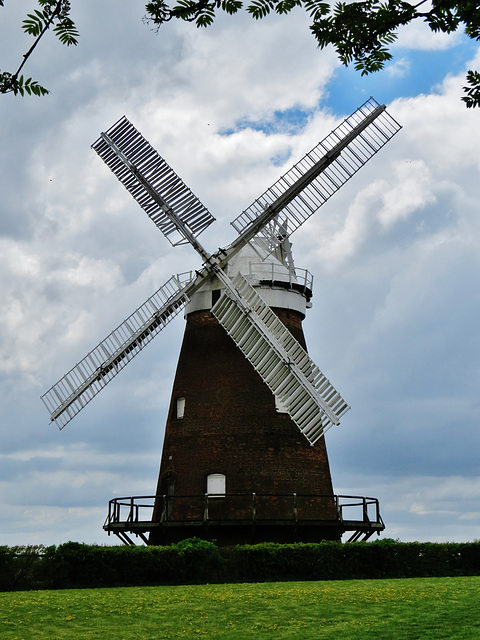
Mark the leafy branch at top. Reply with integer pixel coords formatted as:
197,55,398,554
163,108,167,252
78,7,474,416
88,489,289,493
144,0,480,107
0,0,78,97
2,0,478,104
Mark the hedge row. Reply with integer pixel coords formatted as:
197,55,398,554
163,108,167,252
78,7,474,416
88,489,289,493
1,538,479,591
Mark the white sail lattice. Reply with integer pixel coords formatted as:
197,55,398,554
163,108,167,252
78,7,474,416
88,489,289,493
92,117,215,246
231,98,401,253
41,274,193,429
212,274,349,445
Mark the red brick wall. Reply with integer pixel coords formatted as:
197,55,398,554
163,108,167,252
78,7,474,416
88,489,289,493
150,306,339,543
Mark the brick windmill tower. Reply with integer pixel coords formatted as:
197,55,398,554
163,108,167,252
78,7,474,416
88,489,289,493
149,239,340,545
42,99,401,545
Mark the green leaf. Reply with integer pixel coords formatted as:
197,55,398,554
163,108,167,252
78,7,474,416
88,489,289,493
246,0,276,19
22,11,46,36
53,18,79,46
31,81,50,96
195,6,215,26
275,0,303,15
4,74,50,98
303,0,330,21
221,0,243,14
462,69,480,108
16,75,25,96
170,0,210,21
145,1,172,23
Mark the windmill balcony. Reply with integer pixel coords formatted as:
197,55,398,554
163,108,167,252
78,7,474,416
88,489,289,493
103,493,385,546
248,263,313,290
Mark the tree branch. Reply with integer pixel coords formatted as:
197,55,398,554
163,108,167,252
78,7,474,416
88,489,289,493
12,1,62,83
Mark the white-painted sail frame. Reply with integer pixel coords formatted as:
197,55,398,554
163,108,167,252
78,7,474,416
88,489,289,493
41,273,194,429
230,98,401,255
92,116,215,247
212,274,349,444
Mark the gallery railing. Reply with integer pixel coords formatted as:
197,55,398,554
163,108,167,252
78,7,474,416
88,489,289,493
104,493,383,530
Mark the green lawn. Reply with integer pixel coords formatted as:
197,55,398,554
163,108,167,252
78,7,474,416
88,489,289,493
1,576,479,639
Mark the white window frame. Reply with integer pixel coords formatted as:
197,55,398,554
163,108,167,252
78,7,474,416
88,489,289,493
207,473,226,497
176,396,185,419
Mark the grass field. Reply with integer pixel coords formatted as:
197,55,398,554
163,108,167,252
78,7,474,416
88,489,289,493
1,576,479,639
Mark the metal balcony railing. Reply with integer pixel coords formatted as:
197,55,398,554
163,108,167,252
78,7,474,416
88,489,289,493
104,493,384,545
248,263,314,292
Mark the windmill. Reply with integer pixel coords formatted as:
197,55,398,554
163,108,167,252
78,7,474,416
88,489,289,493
41,98,401,545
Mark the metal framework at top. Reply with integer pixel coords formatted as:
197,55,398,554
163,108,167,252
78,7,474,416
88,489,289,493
92,116,215,248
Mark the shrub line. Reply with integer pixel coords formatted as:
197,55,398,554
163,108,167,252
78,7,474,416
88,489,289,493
1,538,479,591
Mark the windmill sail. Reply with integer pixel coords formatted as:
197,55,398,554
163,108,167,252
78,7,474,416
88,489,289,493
212,274,349,445
92,116,215,249
42,97,400,432
41,274,194,429
229,97,401,255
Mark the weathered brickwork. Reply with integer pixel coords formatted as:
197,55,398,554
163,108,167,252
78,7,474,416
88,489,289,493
150,305,340,544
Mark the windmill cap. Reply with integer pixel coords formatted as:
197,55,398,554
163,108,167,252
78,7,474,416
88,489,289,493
185,241,313,317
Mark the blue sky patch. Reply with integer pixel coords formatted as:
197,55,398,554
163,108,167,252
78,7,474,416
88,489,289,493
325,39,479,115
220,105,312,137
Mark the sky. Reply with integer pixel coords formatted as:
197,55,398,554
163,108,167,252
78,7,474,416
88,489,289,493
1,1,479,547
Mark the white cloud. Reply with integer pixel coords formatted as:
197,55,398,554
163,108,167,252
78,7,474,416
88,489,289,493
377,160,436,228
385,57,411,78
332,473,480,542
394,19,462,51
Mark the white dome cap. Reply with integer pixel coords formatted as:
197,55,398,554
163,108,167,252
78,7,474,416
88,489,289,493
185,240,312,317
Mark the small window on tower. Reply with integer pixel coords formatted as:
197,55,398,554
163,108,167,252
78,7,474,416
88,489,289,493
212,289,221,306
207,473,226,497
176,396,185,419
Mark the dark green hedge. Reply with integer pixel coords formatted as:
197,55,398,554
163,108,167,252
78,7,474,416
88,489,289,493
221,539,480,582
1,539,479,591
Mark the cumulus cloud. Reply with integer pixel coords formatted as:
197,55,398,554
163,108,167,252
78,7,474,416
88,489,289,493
385,57,411,78
394,19,462,52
